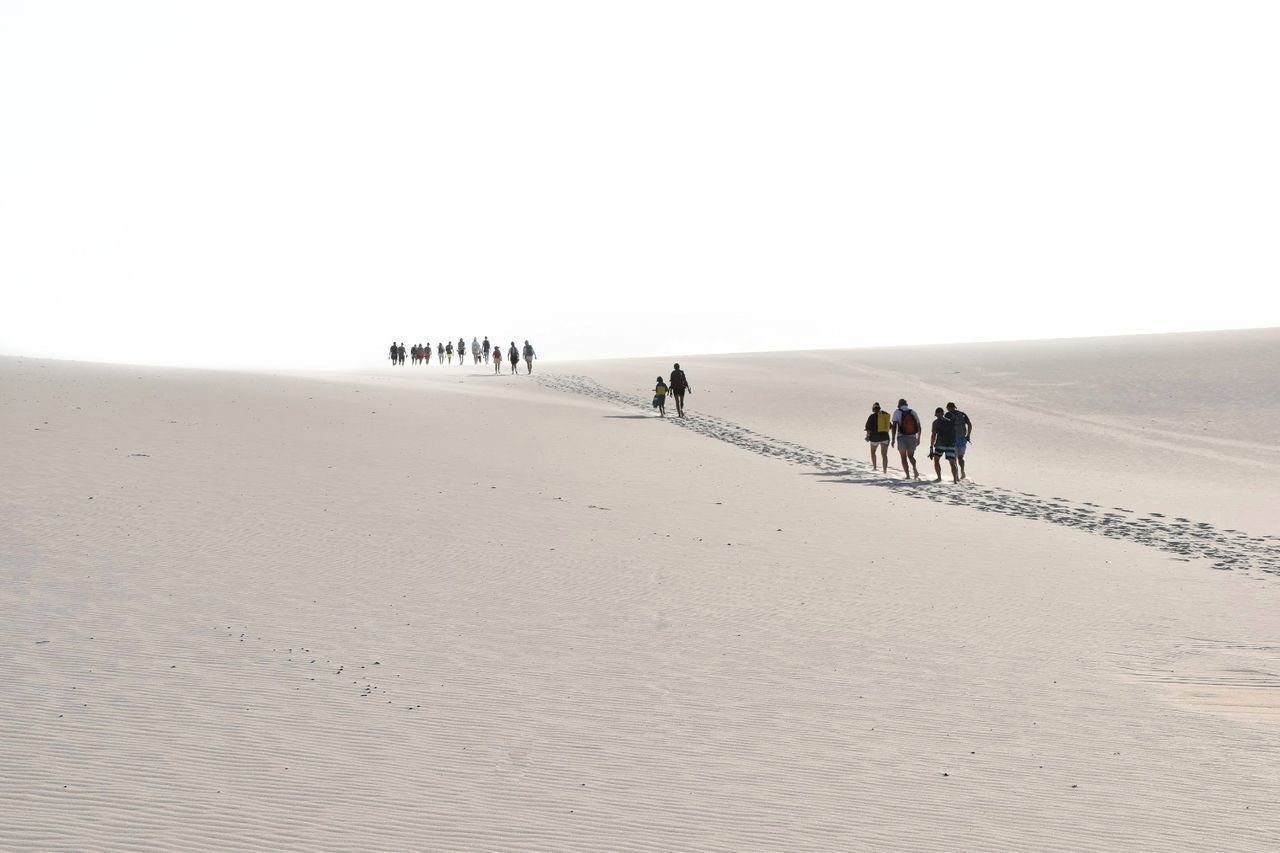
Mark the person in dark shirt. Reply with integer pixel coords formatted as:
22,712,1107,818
397,343,406,365
929,407,960,483
668,363,691,418
946,402,972,480
389,341,398,364
483,337,491,363
508,342,519,374
863,402,891,473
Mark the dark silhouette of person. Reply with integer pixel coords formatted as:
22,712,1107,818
668,363,691,418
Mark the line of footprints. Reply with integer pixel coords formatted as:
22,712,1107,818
538,373,1280,577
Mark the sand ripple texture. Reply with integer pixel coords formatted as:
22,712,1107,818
3,355,1280,852
540,374,1280,578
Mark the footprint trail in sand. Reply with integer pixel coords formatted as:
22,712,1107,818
540,374,1280,577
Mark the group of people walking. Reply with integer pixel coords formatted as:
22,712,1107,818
864,399,973,482
387,337,538,374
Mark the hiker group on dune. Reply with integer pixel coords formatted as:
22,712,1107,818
387,337,537,374
384,343,972,482
864,399,973,483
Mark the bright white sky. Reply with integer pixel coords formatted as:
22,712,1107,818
2,1,1278,368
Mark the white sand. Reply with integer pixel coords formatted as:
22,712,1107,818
2,329,1278,851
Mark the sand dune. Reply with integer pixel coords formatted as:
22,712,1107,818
2,330,1278,851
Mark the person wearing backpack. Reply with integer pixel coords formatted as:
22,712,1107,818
890,398,922,480
523,340,537,374
668,363,691,418
508,342,519,374
864,401,892,474
653,376,669,417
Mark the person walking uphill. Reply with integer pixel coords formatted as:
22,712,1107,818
492,345,502,374
508,342,519,374
669,363,691,418
483,336,491,363
523,341,537,374
946,402,973,480
653,376,669,417
864,402,891,473
389,341,399,364
929,407,960,483
890,398,923,480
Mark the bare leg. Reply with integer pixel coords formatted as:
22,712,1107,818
949,458,960,482
899,450,911,478
879,444,889,472
932,453,942,482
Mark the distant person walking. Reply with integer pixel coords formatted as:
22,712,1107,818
389,341,398,364
472,337,481,364
668,363,691,418
445,341,454,364
523,341,537,374
423,342,432,365
483,337,491,363
492,345,502,373
508,342,519,374
864,402,891,473
653,376,669,417
397,343,406,365
890,398,922,480
946,402,972,480
929,407,960,483
458,338,466,367
437,342,444,364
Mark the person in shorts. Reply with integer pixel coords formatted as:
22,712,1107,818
669,363,691,418
929,407,960,483
890,398,923,480
523,340,537,374
864,402,891,473
508,342,519,374
946,402,972,480
492,345,502,374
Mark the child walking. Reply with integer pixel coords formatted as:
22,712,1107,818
652,376,669,417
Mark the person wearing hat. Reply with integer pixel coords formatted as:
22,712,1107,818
668,363,691,418
652,376,669,417
864,402,892,474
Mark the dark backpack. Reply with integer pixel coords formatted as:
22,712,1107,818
900,409,919,435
